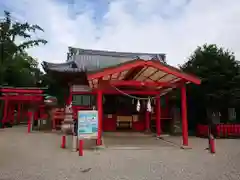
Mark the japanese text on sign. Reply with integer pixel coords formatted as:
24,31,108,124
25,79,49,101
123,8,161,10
77,110,98,139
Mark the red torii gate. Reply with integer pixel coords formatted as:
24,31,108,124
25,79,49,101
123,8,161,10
0,87,46,128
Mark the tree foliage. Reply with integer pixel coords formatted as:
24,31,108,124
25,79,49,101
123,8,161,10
0,10,47,86
40,73,68,106
181,44,240,123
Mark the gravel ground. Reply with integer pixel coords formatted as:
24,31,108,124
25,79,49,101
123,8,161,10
1,126,240,180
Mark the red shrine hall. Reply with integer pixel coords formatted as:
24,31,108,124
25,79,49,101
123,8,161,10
43,48,201,147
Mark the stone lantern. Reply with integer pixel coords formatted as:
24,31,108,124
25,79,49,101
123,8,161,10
61,103,75,135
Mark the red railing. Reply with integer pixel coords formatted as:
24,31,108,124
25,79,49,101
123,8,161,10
197,124,240,138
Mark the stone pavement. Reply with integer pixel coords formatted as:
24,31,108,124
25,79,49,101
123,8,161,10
0,126,240,180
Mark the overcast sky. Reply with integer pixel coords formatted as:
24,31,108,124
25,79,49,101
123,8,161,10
1,0,240,66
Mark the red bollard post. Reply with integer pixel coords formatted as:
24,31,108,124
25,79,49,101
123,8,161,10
236,125,240,137
61,135,66,148
96,138,102,146
209,134,216,154
79,139,83,156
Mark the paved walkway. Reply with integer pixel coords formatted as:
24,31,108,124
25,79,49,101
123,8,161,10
1,126,240,180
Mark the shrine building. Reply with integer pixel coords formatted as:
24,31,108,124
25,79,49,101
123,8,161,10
42,47,201,147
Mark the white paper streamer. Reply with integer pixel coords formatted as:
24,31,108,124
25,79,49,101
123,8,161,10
136,100,140,112
147,98,152,112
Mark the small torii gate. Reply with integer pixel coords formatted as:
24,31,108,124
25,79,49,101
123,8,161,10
0,87,46,128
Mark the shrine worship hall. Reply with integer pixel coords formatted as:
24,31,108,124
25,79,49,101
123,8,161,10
43,48,201,147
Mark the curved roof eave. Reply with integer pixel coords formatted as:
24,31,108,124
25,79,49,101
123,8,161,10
42,61,85,73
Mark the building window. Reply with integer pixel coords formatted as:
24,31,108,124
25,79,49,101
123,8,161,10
72,94,96,106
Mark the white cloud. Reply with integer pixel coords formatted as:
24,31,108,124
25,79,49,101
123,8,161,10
2,0,240,66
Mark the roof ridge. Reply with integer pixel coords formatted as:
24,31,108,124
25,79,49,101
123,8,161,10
68,47,166,57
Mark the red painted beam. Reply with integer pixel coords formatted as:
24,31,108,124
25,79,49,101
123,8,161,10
0,88,43,94
0,96,43,101
87,60,146,80
110,80,178,87
101,89,160,95
71,80,184,96
71,89,160,95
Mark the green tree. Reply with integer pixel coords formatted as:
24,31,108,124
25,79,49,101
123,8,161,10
4,52,44,86
40,73,68,106
181,44,240,124
0,11,47,85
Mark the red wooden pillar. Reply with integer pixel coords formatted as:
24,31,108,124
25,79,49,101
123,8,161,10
181,84,188,146
7,103,11,124
2,97,9,124
34,110,38,121
165,94,169,117
21,105,24,122
17,103,21,124
52,109,56,130
145,111,150,132
156,96,161,137
96,90,103,146
10,103,15,124
33,110,37,127
23,109,27,121
20,104,26,123
8,103,14,124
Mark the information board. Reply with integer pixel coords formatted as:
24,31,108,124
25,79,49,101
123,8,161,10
77,110,98,139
